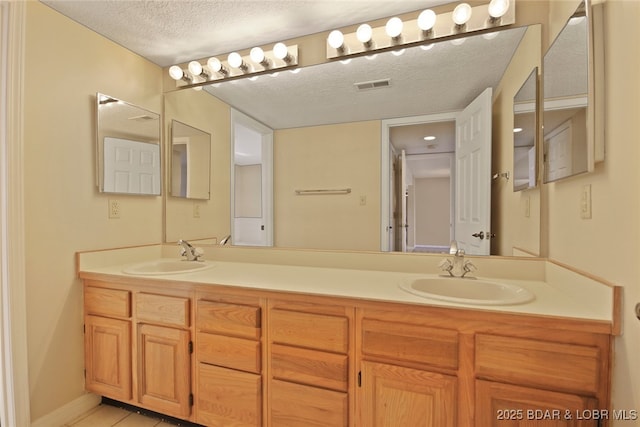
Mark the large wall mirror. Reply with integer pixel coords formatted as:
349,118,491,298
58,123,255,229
543,0,600,183
96,93,161,195
170,120,211,200
513,68,538,191
164,24,543,255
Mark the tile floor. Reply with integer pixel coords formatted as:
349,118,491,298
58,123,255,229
66,404,185,427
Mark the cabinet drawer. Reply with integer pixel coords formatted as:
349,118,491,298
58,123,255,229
85,287,130,318
361,318,458,370
197,300,260,339
270,379,348,427
197,363,261,427
136,293,189,327
475,334,601,394
270,309,348,353
271,344,348,392
197,332,261,374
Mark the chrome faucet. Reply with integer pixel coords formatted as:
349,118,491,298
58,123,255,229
178,239,203,261
439,240,476,278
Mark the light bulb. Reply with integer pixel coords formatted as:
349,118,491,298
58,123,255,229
385,17,403,38
356,24,373,44
418,9,437,31
188,61,203,76
488,0,509,19
169,65,184,80
250,47,265,64
328,30,345,49
228,52,243,69
207,57,222,72
273,43,289,60
452,3,472,26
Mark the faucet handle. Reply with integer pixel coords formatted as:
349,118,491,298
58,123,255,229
461,260,477,277
439,258,454,276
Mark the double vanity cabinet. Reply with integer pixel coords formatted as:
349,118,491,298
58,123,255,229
80,261,615,427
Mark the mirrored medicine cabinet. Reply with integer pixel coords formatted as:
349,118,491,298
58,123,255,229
170,120,211,200
96,93,161,195
513,68,538,192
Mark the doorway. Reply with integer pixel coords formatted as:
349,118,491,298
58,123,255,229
230,109,273,247
382,114,456,253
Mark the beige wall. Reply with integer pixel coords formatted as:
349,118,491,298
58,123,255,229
414,178,451,247
544,0,640,417
274,121,380,250
235,164,262,217
164,89,231,242
23,2,163,420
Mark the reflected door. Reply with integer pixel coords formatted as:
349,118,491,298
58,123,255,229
231,110,273,247
455,88,492,255
103,137,160,195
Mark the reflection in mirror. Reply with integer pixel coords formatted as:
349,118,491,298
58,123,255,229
513,68,538,191
165,24,542,256
170,120,211,200
96,93,161,195
543,1,590,182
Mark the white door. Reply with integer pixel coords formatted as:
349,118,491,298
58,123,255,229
231,110,273,247
455,88,492,255
544,119,572,181
103,137,160,195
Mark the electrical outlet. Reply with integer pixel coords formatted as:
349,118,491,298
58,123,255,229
359,195,367,206
193,203,201,218
108,199,121,219
580,184,592,219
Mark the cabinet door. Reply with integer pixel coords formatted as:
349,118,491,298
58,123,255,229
138,324,191,418
476,380,599,427
197,363,261,427
85,315,131,400
360,361,456,427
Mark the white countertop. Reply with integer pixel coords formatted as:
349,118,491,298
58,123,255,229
78,245,617,324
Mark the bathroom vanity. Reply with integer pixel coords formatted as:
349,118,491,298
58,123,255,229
78,245,619,427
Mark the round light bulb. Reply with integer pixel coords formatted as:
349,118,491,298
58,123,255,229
328,30,345,49
188,61,203,76
488,0,509,19
169,65,184,80
250,47,265,64
273,42,289,60
452,3,472,25
418,9,437,31
207,57,222,72
385,17,403,38
228,52,243,69
356,24,373,43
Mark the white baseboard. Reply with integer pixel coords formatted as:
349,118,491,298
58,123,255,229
31,393,101,427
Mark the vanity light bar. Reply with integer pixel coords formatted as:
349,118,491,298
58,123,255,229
169,44,299,88
326,0,515,60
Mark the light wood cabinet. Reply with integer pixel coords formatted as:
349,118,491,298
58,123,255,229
81,275,613,427
267,300,353,427
360,361,457,427
195,292,263,427
476,380,599,427
84,314,131,400
83,281,193,422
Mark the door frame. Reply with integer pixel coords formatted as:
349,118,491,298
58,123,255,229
230,109,274,247
381,112,458,252
0,2,31,426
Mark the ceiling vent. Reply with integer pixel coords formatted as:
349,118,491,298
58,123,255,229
354,78,391,91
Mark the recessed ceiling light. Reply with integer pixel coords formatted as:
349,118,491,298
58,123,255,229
513,127,523,133
423,136,436,141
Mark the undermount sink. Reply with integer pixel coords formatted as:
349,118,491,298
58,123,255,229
399,276,535,306
122,259,213,275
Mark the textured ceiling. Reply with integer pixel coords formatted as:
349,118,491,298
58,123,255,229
41,0,453,67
